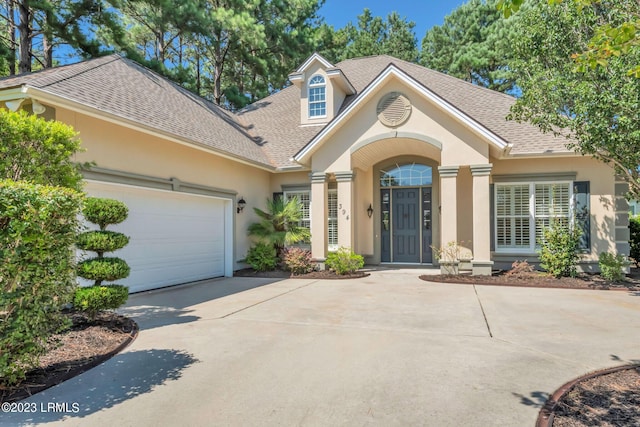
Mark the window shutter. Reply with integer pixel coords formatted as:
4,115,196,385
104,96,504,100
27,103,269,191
490,184,495,251
573,181,590,251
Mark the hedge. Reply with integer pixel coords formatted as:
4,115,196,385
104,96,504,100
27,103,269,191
0,180,83,385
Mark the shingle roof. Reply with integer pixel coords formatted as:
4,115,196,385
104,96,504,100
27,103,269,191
0,54,572,171
239,55,572,167
0,55,272,168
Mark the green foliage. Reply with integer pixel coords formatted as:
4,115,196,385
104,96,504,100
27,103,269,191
0,109,83,191
282,247,315,275
82,197,129,230
325,9,419,62
245,243,278,272
537,220,582,278
629,215,640,267
77,257,130,284
326,247,365,275
76,230,129,255
248,197,311,256
0,180,83,385
598,252,628,281
73,285,129,319
508,0,640,198
420,0,517,93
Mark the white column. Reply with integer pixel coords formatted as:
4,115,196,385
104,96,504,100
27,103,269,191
335,171,354,250
470,164,493,276
437,165,459,251
310,172,328,266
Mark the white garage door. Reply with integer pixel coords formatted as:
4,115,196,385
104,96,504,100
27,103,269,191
82,181,230,293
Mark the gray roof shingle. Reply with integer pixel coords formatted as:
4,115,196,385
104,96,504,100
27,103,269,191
0,54,572,171
0,55,272,168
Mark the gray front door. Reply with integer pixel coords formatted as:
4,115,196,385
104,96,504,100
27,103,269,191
392,188,420,263
381,187,432,263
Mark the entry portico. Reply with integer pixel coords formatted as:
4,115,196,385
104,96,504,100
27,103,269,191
294,62,503,274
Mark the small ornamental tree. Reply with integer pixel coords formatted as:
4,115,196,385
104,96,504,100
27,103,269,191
75,197,130,316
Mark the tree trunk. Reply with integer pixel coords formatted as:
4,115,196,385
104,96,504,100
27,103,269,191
43,32,52,68
17,0,31,73
7,0,16,74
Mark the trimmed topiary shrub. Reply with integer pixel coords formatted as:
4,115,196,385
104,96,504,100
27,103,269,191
77,257,131,282
246,243,278,272
630,215,640,267
538,220,582,278
73,285,130,319
282,247,315,275
0,180,83,386
598,252,629,281
326,247,365,275
75,197,130,316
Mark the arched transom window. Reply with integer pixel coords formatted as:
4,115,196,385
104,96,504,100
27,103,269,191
380,163,432,187
308,75,326,118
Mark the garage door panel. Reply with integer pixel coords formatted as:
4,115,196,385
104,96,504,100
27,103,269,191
82,181,228,292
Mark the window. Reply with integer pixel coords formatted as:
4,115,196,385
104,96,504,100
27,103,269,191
380,163,432,187
328,189,338,250
495,182,572,252
308,75,326,118
285,191,310,230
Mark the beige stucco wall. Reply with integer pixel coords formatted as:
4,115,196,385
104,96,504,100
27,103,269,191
54,108,270,268
311,76,489,173
491,155,617,262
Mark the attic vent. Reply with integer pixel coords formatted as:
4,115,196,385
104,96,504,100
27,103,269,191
377,92,411,127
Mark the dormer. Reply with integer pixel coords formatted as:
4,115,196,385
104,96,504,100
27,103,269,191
288,53,356,126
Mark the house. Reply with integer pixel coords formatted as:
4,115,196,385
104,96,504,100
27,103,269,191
0,53,629,292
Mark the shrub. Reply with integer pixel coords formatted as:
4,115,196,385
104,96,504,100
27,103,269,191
0,109,84,191
326,247,364,275
82,197,129,230
598,252,629,282
630,215,640,267
74,285,129,319
77,257,131,283
538,220,582,278
246,243,278,272
76,230,130,255
282,247,315,275
0,180,83,385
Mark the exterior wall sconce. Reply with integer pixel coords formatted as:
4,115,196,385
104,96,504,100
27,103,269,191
367,204,374,218
237,197,246,214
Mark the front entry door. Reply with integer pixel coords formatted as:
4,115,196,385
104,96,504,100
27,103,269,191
392,188,420,263
381,187,432,263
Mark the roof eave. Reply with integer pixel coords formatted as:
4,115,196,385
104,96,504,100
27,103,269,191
21,86,277,172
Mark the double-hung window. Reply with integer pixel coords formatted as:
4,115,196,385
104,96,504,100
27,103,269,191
495,182,572,252
308,75,326,118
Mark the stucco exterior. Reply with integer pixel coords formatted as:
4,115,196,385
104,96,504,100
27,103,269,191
1,52,627,279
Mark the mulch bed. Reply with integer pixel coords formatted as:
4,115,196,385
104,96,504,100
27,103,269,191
541,365,640,427
420,271,640,291
0,311,137,403
234,268,369,280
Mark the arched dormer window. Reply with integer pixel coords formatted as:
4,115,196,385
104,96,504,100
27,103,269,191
308,75,326,118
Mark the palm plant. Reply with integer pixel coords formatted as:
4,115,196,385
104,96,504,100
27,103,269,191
248,197,311,257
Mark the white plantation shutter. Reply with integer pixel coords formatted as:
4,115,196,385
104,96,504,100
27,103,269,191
495,182,572,251
285,191,311,229
535,183,570,244
496,184,530,249
328,190,338,249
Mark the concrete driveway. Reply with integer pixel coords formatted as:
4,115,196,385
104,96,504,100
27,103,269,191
4,269,639,426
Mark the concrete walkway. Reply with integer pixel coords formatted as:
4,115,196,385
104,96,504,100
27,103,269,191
3,269,639,426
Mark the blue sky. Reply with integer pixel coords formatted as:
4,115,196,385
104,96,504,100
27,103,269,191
318,0,467,43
